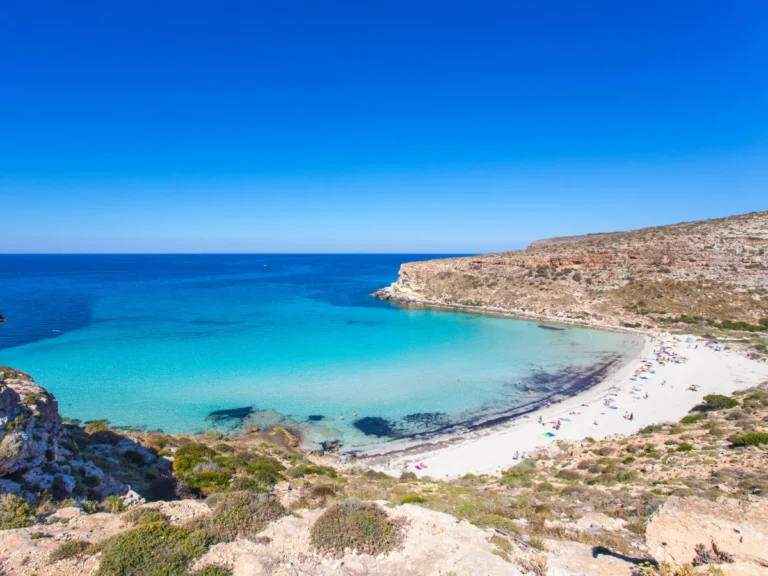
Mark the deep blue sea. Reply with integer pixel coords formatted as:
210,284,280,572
0,255,640,451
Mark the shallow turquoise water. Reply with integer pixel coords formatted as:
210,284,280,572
0,255,640,450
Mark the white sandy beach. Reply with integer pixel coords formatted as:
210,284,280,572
364,334,768,479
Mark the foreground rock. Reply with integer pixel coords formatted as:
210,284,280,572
1,368,169,502
646,496,768,569
1,367,77,500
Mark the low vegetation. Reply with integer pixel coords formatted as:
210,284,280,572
189,491,288,541
310,499,403,557
0,494,35,530
49,539,92,563
94,523,213,576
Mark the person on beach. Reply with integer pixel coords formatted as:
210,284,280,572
538,415,543,424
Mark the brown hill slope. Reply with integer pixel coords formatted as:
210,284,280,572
375,211,768,333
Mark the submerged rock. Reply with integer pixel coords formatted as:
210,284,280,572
353,416,401,438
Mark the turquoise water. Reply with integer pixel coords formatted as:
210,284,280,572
0,255,640,450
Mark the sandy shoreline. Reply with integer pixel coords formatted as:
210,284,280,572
352,333,768,479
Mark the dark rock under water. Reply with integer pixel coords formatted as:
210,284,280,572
354,416,402,438
538,324,566,331
307,414,325,422
402,412,449,428
205,406,255,422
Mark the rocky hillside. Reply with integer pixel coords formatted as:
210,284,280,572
375,211,768,337
2,366,768,575
1,367,172,504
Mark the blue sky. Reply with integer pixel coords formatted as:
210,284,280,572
1,1,766,253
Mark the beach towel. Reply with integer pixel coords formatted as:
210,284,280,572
543,432,556,438
560,417,571,422
609,406,618,410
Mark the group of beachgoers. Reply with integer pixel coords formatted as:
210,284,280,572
528,334,699,437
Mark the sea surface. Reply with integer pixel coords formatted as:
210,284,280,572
0,255,641,451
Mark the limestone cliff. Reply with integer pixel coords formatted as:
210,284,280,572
0,367,169,502
375,211,768,331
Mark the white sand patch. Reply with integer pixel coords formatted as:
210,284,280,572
366,335,768,479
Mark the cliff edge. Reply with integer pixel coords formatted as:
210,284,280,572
375,211,768,333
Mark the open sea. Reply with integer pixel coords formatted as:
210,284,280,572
0,255,641,451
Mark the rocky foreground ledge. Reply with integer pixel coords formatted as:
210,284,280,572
375,211,768,341
0,367,169,503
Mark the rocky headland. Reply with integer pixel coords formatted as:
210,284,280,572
375,211,768,342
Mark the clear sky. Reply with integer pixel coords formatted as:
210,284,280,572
1,1,766,254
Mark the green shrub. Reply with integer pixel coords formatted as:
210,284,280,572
398,494,427,505
228,476,268,492
677,443,694,452
615,470,640,483
123,507,170,527
731,432,768,447
172,443,217,474
103,495,126,514
95,523,212,576
185,471,232,492
284,466,303,479
703,395,739,411
399,471,417,481
50,539,91,563
244,456,285,486
502,460,536,481
310,500,402,557
191,565,231,576
680,413,707,425
296,464,337,478
555,469,582,481
0,494,35,530
81,500,100,514
84,419,111,434
310,485,337,501
190,491,287,542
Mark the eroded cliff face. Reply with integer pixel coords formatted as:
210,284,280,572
0,368,72,498
0,368,168,502
376,211,768,330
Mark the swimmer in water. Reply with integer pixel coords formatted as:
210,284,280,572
339,415,344,421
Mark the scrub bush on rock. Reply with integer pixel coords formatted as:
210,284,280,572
189,491,288,542
95,522,212,576
310,499,403,557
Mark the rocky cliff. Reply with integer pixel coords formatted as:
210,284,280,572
0,367,169,503
375,211,768,332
